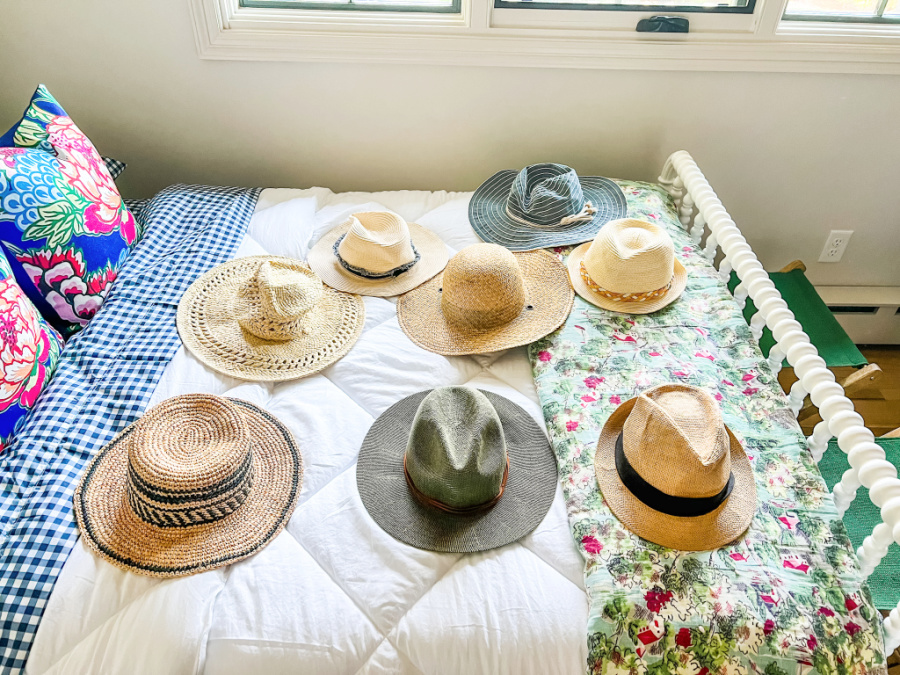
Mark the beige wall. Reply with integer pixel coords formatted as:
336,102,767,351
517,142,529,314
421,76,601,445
2,0,899,287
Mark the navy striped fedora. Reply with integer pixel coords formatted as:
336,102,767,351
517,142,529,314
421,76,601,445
468,163,627,251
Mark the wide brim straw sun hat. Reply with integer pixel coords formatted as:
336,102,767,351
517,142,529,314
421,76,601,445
468,163,627,252
356,388,558,553
177,256,365,381
397,243,574,356
594,384,756,551
567,218,687,315
307,212,450,297
74,394,302,578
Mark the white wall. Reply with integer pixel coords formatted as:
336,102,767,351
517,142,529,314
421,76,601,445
2,0,899,287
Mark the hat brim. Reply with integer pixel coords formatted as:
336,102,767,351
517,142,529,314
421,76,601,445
594,396,756,551
566,243,687,315
396,249,574,356
307,221,450,297
74,399,303,578
177,256,365,381
357,390,558,553
468,170,628,252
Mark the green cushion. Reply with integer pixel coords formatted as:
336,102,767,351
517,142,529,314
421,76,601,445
728,268,867,368
820,437,899,609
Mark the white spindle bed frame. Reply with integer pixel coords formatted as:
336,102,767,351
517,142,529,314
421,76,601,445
658,151,900,654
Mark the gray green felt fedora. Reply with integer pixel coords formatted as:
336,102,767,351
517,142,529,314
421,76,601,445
468,163,627,252
356,386,558,553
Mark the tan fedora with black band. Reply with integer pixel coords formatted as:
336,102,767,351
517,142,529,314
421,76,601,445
595,384,756,551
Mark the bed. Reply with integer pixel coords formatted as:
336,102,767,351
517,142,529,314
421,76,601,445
2,152,895,674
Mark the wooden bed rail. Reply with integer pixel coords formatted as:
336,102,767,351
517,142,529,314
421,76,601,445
658,150,900,653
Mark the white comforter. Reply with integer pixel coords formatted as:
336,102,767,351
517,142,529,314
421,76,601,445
26,188,589,675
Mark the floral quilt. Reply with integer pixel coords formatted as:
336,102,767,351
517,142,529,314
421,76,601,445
529,182,886,675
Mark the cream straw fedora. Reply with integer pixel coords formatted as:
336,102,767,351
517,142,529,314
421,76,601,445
177,256,364,381
595,384,756,551
397,243,574,356
308,211,449,297
74,394,302,577
567,219,687,314
357,386,557,553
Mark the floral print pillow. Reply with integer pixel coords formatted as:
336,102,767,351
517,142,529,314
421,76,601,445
0,246,63,451
0,85,140,336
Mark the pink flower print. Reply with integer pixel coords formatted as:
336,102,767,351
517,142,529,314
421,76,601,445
845,595,860,611
647,213,658,220
778,513,800,530
695,327,707,337
584,375,604,389
580,395,596,404
763,619,776,636
644,589,674,613
0,279,49,412
760,591,780,607
537,350,552,362
742,372,756,382
566,420,579,432
807,635,818,651
609,395,621,406
729,552,748,562
625,318,635,326
582,535,603,555
783,556,810,574
0,148,25,169
723,379,734,386
818,607,835,617
695,351,715,362
743,387,759,396
682,246,692,252
714,392,723,401
673,370,689,378
649,351,661,357
675,627,692,648
612,332,636,343
845,621,862,636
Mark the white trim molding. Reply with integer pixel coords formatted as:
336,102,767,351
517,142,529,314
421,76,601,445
190,0,900,72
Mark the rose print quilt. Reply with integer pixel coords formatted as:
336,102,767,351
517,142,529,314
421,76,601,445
529,182,887,674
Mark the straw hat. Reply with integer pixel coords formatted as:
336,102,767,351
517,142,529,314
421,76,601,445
357,386,557,553
595,384,756,551
73,394,302,577
307,211,449,297
396,243,574,356
177,256,365,381
468,163,627,251
567,219,687,315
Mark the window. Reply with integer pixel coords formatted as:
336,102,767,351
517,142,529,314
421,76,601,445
241,0,459,12
783,0,900,22
494,0,753,14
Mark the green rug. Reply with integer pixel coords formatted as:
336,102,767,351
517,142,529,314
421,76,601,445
820,437,900,609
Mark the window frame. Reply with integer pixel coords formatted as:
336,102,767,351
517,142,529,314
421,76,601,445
190,0,900,72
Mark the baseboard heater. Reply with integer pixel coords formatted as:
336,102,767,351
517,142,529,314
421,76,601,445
817,286,900,345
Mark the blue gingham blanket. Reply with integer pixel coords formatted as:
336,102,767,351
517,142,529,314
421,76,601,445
0,185,261,673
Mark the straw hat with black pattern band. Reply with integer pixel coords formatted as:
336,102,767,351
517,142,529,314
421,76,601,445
468,163,627,252
308,211,449,297
74,394,302,577
357,386,557,553
567,219,687,315
595,384,756,551
177,256,364,381
397,243,574,356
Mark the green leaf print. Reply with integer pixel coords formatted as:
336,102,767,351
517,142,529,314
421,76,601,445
26,199,84,247
12,118,48,149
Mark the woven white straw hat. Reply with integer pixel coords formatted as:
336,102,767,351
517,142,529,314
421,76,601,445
177,256,365,381
74,394,302,577
357,386,558,553
308,211,449,297
567,218,687,314
468,163,627,252
595,384,756,551
396,243,574,356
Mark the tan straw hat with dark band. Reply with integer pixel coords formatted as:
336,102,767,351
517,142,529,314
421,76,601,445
177,256,365,381
357,386,558,553
308,211,449,297
567,218,686,315
397,243,574,356
74,394,302,577
595,384,756,551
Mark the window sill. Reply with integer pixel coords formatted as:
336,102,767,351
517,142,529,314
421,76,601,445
191,0,900,72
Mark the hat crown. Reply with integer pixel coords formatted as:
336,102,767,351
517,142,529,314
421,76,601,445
440,244,526,330
337,212,417,274
583,219,675,294
507,163,587,229
405,387,507,509
239,260,324,341
622,384,732,499
126,395,255,528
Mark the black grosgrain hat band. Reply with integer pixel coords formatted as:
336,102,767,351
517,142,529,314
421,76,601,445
614,432,734,518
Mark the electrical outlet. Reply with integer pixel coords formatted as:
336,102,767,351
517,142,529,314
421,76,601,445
818,230,853,263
